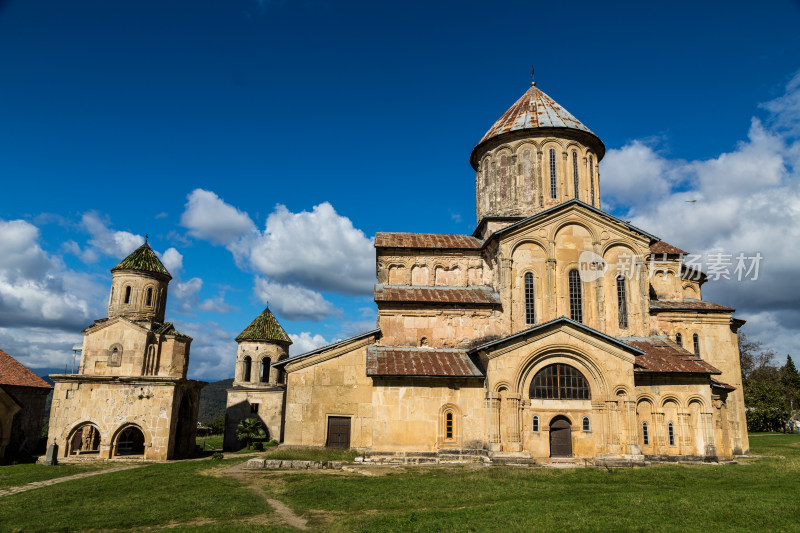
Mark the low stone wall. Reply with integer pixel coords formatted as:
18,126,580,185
245,458,344,469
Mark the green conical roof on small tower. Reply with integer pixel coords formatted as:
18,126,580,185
236,307,292,344
111,242,172,280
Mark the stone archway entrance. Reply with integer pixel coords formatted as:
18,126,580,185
549,416,572,457
114,426,145,456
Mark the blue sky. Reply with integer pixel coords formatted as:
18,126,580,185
1,0,799,379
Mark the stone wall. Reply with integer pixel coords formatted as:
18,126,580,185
224,387,285,450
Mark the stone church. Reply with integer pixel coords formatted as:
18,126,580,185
47,243,204,460
268,79,749,461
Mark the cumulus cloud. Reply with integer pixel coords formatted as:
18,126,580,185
0,219,98,332
254,277,337,322
180,190,376,321
288,331,330,356
172,320,236,380
158,247,184,275
174,277,203,300
81,211,144,260
601,72,800,358
180,189,256,246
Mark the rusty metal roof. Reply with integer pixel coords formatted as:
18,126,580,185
710,378,737,391
374,285,501,306
650,300,734,312
0,350,53,389
649,241,688,255
375,232,483,250
366,346,484,378
621,336,721,375
477,85,597,145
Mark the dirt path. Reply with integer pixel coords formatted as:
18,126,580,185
222,461,308,530
0,464,143,498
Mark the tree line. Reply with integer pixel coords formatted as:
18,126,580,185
739,332,799,432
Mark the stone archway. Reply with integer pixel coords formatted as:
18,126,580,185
114,425,145,456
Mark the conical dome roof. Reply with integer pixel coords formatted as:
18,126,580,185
111,242,171,279
471,83,604,168
236,307,292,344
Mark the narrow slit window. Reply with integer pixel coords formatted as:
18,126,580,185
693,334,700,356
145,287,153,307
675,333,682,347
589,155,595,205
524,272,535,325
445,412,453,439
572,151,579,200
668,422,675,446
549,148,557,199
582,416,591,432
568,269,583,323
617,275,629,329
243,356,252,382
532,415,540,432
260,358,271,383
124,286,132,304
642,422,649,445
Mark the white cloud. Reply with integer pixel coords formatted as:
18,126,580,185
254,277,337,322
81,211,143,260
248,202,375,295
601,72,800,357
158,247,183,275
288,331,330,356
174,277,203,300
180,189,256,246
172,320,236,381
0,219,99,331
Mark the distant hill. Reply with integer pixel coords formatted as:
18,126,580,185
198,378,233,422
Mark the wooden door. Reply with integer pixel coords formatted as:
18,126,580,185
326,416,351,449
549,417,572,457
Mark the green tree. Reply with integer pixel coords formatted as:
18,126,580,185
235,418,265,449
780,355,800,415
206,415,225,435
744,377,790,431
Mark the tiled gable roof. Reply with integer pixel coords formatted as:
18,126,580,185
366,347,484,378
375,233,483,250
620,336,722,375
0,350,53,389
650,300,734,312
374,285,501,306
236,308,292,344
111,243,171,279
650,241,688,255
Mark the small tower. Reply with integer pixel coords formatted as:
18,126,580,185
48,241,205,461
224,307,292,450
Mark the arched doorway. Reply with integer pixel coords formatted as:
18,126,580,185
114,426,145,456
68,423,101,455
173,394,194,457
549,416,572,457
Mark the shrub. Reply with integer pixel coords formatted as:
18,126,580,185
210,452,224,461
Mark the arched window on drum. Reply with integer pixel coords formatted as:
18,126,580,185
530,363,590,400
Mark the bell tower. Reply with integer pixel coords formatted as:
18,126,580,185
107,242,171,323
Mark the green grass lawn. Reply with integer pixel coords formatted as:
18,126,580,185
1,434,798,532
259,447,359,462
197,433,225,450
0,461,115,490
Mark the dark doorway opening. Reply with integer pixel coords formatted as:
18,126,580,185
549,416,572,457
115,426,145,456
326,416,351,449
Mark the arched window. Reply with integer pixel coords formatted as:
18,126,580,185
69,423,101,455
693,334,700,356
260,358,271,383
582,416,591,432
589,155,595,205
124,286,132,304
524,272,535,325
243,356,252,382
568,269,583,323
445,412,453,439
616,275,628,329
530,363,590,400
642,422,649,445
145,287,153,307
675,333,682,347
572,151,580,200
115,426,145,456
668,422,675,446
549,148,558,199
532,415,540,432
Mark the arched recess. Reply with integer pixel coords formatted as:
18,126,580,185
549,415,573,457
515,345,608,401
688,399,705,455
112,423,146,456
260,357,271,383
438,403,462,448
67,422,101,456
242,355,252,382
173,393,195,458
636,398,655,453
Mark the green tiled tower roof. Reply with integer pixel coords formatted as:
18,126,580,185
111,242,172,279
236,307,292,344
